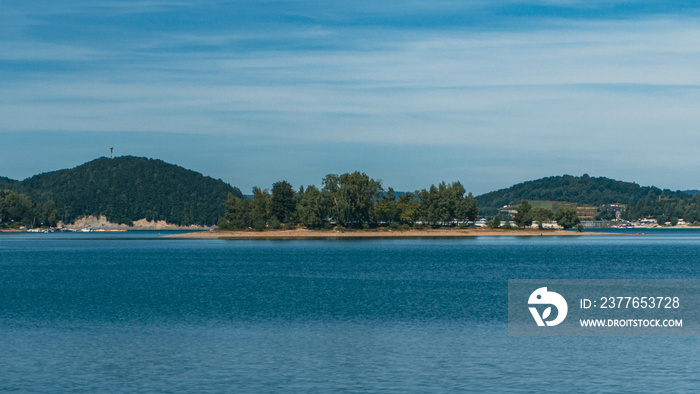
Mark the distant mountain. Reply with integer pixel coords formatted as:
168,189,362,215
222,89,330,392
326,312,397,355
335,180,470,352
3,156,242,226
683,190,700,196
476,174,688,214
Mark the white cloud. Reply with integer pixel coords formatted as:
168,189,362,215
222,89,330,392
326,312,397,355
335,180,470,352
3,8,700,192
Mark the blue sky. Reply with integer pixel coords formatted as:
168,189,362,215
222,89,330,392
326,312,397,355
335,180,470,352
2,1,700,195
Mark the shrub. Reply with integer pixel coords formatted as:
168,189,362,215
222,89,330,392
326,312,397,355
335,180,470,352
217,218,232,230
252,220,266,232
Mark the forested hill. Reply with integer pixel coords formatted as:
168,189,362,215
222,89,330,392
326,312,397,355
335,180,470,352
476,174,688,211
4,156,242,226
0,176,18,190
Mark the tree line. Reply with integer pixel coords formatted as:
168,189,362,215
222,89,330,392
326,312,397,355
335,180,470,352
218,172,479,230
0,190,59,229
623,194,700,225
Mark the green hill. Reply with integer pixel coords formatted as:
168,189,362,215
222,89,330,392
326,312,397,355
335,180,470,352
0,176,18,190
4,156,242,226
476,174,688,215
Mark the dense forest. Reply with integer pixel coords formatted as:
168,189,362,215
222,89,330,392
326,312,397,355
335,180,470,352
0,190,59,229
219,172,478,230
476,174,689,216
2,156,242,226
0,176,18,190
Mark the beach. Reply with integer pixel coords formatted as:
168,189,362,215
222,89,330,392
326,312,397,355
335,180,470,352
169,227,612,238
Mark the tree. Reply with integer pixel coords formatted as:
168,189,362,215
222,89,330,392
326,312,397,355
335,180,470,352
38,200,59,227
487,214,501,228
418,181,478,226
0,190,44,228
418,184,444,225
397,192,420,224
373,187,399,224
0,190,34,227
223,193,252,229
270,181,296,223
296,185,327,228
321,174,340,195
325,172,382,226
457,192,479,222
250,187,270,230
512,200,532,228
527,206,554,229
555,206,581,229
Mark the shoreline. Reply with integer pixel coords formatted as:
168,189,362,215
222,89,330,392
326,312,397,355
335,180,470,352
168,227,619,239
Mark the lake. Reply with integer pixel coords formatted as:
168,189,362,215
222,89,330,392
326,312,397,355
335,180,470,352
2,229,700,391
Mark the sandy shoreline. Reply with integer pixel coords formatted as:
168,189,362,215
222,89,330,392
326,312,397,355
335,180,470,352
168,227,617,239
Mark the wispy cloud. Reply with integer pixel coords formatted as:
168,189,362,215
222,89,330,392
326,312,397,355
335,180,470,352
2,1,700,192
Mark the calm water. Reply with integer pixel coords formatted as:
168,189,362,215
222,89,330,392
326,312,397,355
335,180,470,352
2,229,700,391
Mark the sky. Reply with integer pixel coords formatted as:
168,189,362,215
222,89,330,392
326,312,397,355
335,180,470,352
2,0,700,195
